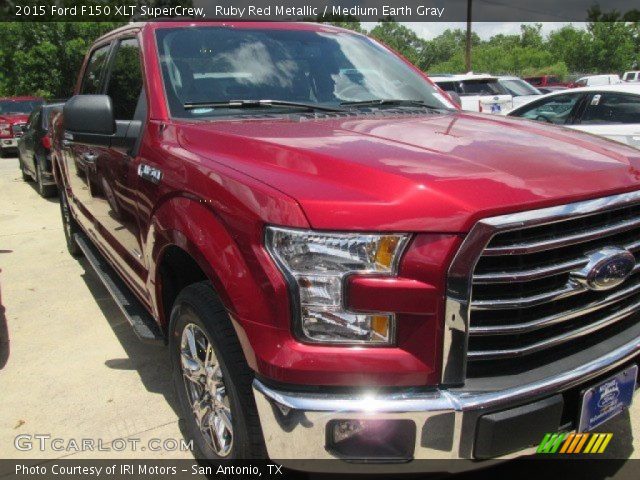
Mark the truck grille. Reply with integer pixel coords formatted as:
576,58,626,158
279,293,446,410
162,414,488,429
443,190,640,382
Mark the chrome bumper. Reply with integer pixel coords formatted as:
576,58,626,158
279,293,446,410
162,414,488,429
252,333,640,464
1,138,17,148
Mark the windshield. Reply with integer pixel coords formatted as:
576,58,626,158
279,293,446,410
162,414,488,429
155,27,452,118
500,79,541,96
0,100,42,115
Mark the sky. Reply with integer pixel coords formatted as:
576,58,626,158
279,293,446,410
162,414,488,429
362,22,588,40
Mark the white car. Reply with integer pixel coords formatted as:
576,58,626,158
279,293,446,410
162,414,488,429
623,71,640,82
497,76,543,110
431,73,513,114
573,74,622,87
508,84,640,148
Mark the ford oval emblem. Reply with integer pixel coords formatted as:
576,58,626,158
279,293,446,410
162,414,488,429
571,247,635,291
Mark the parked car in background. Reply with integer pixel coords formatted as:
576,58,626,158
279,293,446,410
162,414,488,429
537,86,569,94
431,73,513,113
17,102,64,197
51,21,640,466
523,74,569,88
0,96,44,157
622,71,640,82
497,76,543,110
573,74,622,87
508,84,640,148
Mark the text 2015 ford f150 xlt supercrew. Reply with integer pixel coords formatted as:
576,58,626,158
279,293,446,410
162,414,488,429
51,21,640,465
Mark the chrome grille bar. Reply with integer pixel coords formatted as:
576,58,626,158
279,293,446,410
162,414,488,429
470,279,640,336
442,189,640,385
483,215,640,256
467,296,640,360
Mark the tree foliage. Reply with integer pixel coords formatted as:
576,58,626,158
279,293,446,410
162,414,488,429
2,16,640,98
346,20,640,79
0,22,123,98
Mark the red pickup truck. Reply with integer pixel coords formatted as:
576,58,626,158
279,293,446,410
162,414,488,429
52,21,640,466
0,96,43,156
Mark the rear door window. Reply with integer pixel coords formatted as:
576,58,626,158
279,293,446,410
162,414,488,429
80,44,112,94
459,80,507,96
514,92,584,125
580,93,640,125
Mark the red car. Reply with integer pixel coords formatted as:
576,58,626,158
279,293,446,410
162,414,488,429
0,96,43,156
52,21,640,466
523,75,570,88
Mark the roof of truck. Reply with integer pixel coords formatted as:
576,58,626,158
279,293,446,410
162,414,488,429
430,73,498,82
94,20,357,44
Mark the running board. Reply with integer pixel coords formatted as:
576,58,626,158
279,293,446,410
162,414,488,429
74,233,164,345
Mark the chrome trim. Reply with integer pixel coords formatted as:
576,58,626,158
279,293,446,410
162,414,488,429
471,282,585,310
253,330,640,461
469,297,640,360
472,263,640,311
473,238,640,284
483,215,640,256
473,257,587,284
442,189,640,385
470,279,640,336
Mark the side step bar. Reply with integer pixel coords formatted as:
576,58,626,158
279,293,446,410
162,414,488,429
74,233,164,345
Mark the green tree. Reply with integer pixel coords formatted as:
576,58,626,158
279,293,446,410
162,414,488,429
419,28,480,70
369,20,426,66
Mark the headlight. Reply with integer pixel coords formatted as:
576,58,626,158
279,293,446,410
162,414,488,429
265,227,409,345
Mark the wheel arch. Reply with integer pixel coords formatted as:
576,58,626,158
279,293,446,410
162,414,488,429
147,195,290,370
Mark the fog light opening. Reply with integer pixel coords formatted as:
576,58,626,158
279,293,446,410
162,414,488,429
326,419,416,462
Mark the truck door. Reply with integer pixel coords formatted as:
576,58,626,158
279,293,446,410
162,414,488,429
83,37,148,296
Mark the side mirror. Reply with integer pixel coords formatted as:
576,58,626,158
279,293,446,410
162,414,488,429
64,95,115,136
445,90,462,108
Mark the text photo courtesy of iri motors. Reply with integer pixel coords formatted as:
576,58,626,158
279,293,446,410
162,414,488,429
3,1,640,479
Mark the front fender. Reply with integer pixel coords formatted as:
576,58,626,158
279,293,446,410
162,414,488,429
146,195,303,371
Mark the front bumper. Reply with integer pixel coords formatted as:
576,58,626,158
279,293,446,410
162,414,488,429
1,138,18,149
252,333,640,466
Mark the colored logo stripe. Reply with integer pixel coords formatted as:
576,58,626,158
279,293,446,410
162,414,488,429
537,433,612,454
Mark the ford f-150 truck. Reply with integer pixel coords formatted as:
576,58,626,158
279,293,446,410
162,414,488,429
0,96,43,156
52,21,640,465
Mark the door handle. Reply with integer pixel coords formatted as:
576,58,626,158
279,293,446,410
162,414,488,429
83,152,98,163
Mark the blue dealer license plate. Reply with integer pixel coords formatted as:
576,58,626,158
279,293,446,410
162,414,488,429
578,364,637,432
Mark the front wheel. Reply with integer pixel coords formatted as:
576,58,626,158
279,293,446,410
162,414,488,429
59,188,82,257
18,154,31,182
170,282,266,460
36,160,57,198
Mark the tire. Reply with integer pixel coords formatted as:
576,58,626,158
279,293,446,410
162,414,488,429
59,188,82,257
18,154,31,182
36,159,57,198
169,281,266,460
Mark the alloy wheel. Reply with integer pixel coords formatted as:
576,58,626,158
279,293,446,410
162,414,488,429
180,323,233,457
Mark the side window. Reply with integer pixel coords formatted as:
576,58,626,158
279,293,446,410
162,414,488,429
516,93,583,125
581,93,640,125
106,38,143,120
81,44,111,94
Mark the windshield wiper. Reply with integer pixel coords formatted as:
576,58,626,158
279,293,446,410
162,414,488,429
340,99,441,109
183,99,346,113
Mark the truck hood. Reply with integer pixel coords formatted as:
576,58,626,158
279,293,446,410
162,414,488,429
0,114,28,124
177,111,640,232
